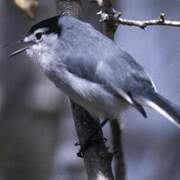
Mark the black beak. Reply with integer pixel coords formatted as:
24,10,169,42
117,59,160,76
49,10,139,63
9,38,35,58
9,46,30,57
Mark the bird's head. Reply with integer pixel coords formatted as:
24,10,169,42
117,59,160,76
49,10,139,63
10,16,61,59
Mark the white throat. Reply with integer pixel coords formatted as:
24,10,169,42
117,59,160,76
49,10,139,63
26,34,58,69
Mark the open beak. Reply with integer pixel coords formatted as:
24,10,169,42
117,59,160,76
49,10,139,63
9,46,30,57
9,38,35,58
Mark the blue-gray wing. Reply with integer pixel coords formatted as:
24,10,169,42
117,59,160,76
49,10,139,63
59,16,156,104
65,48,155,104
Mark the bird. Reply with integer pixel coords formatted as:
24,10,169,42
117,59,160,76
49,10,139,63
10,15,180,152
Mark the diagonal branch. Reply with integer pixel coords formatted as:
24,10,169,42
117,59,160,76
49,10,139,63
98,1,126,180
98,10,180,29
55,0,114,180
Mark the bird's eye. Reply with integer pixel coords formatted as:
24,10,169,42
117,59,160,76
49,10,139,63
35,32,43,40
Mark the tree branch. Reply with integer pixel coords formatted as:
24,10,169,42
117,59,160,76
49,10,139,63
98,1,126,180
55,0,114,180
71,102,114,180
55,0,81,17
110,120,126,180
98,10,180,29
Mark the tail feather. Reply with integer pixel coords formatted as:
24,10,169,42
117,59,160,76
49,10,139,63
144,91,180,128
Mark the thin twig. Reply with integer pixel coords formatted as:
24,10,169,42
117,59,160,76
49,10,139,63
98,10,180,29
110,120,126,180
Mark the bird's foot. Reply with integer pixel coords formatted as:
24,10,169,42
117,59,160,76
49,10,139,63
75,137,107,158
75,119,109,158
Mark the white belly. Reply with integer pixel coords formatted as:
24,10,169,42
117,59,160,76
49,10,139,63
74,94,128,120
47,68,129,120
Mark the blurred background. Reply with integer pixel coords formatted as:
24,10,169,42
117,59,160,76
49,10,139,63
0,0,180,180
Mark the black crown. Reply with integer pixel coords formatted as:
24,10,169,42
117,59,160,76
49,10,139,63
29,16,61,35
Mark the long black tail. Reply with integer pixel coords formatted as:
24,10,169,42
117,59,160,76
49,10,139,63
144,91,180,128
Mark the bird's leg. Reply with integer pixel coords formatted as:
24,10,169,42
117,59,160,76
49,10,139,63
76,119,109,158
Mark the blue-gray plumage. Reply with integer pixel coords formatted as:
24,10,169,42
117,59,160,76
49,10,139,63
10,15,180,128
